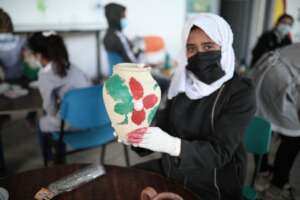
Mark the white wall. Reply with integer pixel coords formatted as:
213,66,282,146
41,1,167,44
62,32,98,79
104,0,186,58
45,0,186,78
286,0,300,42
247,0,267,64
3,0,105,31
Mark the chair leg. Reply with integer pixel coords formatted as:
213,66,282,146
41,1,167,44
41,133,55,167
54,141,66,165
100,145,106,164
42,135,49,167
251,155,263,187
123,144,130,167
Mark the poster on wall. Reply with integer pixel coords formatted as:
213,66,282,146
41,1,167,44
186,0,220,18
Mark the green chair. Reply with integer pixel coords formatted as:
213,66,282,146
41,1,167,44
243,117,272,200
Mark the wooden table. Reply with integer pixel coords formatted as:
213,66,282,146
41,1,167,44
0,89,42,115
0,164,200,200
0,89,42,176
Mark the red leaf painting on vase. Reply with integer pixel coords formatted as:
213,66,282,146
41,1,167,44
129,77,158,125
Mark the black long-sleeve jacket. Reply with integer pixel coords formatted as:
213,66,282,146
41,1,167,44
135,74,256,200
103,3,137,63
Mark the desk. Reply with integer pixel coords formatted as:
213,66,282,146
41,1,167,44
0,89,42,175
0,89,42,115
1,164,200,200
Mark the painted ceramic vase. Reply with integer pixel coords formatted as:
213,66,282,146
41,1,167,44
103,63,161,141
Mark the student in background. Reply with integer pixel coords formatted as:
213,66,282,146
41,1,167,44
103,3,169,95
251,14,294,67
0,8,25,82
251,44,300,200
27,32,91,132
103,3,140,64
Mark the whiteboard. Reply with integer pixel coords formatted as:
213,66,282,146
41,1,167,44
0,0,107,32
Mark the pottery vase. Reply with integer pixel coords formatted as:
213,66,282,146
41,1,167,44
103,63,161,141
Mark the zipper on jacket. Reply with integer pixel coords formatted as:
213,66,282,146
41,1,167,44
184,176,188,189
214,168,221,200
211,85,225,132
210,86,223,200
167,155,171,178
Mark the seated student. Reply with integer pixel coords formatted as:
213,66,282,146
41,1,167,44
103,3,140,64
103,3,169,95
251,14,294,67
27,32,91,132
0,8,26,82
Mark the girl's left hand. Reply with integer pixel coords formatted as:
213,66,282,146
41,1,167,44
135,127,181,156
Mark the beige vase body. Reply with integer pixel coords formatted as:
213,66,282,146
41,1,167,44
103,63,161,141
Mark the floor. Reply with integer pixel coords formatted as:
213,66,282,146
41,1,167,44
0,112,161,174
1,112,299,199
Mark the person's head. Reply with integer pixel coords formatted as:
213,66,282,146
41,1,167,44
186,26,221,58
105,3,127,30
28,32,70,77
167,13,235,100
183,13,235,85
275,14,294,36
0,8,13,33
276,14,294,27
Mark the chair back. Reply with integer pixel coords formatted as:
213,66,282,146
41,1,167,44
244,117,272,155
107,51,124,75
60,85,110,129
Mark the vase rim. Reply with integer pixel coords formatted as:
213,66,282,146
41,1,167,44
114,63,151,72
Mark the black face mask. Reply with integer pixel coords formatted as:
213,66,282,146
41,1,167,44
186,51,225,84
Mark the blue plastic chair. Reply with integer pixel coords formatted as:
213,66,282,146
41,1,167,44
243,117,272,200
41,85,130,166
107,51,124,75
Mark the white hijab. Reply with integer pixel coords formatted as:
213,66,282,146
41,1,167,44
168,13,235,100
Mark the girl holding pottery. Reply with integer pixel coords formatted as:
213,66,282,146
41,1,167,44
115,14,256,200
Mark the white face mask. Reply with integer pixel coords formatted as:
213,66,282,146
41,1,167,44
23,49,42,69
30,58,43,69
26,55,42,69
120,18,128,30
277,23,291,36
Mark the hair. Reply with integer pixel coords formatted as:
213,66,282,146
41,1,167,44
276,13,294,25
190,25,200,32
0,8,13,33
28,32,70,78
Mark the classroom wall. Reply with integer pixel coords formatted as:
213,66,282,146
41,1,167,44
62,0,186,78
247,0,267,65
62,32,98,79
105,0,186,57
286,0,300,42
3,0,103,79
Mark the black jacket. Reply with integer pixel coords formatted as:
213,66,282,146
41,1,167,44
135,74,256,200
251,30,292,66
103,29,135,62
103,3,136,62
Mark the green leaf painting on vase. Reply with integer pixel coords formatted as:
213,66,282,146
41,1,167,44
105,75,133,124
